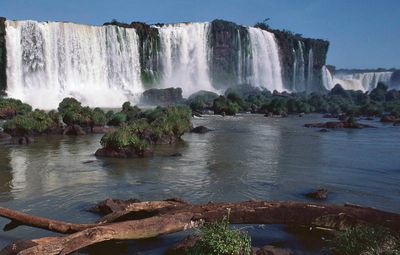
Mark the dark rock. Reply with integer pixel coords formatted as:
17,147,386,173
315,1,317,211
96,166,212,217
381,115,400,123
323,113,338,118
338,114,347,121
365,117,374,121
88,198,141,215
298,113,305,117
95,147,154,158
92,126,113,134
142,87,183,106
167,235,295,255
0,107,16,120
192,111,202,118
318,128,329,132
0,131,11,143
170,153,182,157
254,245,294,255
11,136,34,145
63,124,86,136
191,126,211,134
165,235,200,255
304,121,374,129
82,160,96,164
306,188,329,200
390,70,400,89
0,17,6,95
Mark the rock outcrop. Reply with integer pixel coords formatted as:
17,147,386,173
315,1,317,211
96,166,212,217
142,87,183,106
0,17,6,96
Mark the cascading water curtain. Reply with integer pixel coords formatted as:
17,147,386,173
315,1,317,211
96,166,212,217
5,20,143,109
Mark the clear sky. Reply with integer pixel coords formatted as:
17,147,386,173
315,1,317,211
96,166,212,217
1,0,399,69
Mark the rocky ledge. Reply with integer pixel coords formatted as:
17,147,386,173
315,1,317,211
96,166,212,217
305,121,374,129
95,147,153,158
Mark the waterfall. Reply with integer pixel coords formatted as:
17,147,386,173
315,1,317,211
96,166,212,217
248,27,283,91
292,41,305,92
322,66,334,90
157,23,214,97
237,29,243,84
5,20,143,109
307,48,313,88
322,66,393,91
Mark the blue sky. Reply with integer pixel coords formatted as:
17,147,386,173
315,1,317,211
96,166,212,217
1,0,399,69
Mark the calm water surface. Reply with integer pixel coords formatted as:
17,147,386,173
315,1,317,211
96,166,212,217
0,114,399,254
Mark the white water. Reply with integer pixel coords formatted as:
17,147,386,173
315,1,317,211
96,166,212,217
248,27,283,91
292,41,305,91
5,20,143,109
307,48,313,88
322,66,393,91
157,23,215,97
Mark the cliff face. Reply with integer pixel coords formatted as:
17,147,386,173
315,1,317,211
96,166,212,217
208,20,251,89
103,21,162,88
0,18,330,96
0,17,6,95
209,19,329,92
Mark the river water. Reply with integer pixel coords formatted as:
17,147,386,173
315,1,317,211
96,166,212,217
0,114,399,254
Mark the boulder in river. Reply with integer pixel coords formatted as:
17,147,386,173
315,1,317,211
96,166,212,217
191,126,211,134
142,87,183,106
63,124,86,135
381,115,400,123
304,121,374,129
95,147,154,158
91,126,113,134
0,132,11,143
305,188,329,200
11,136,34,145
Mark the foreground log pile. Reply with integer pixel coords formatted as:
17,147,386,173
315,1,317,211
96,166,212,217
0,198,400,255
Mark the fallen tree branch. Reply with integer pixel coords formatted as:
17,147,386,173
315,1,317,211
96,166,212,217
5,212,195,255
0,207,96,234
1,199,400,255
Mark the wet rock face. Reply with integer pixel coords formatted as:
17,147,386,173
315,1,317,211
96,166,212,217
209,20,251,89
306,188,329,200
142,87,183,106
63,124,86,136
0,131,11,144
304,121,374,129
390,70,400,89
191,126,211,134
95,147,154,158
0,17,6,96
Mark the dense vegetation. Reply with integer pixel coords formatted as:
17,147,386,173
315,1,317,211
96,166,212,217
3,109,56,136
186,83,400,118
187,211,251,255
0,98,32,119
58,98,107,127
99,105,192,156
330,225,400,255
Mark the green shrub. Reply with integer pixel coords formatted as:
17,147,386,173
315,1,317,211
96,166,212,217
100,105,192,151
0,98,32,119
331,225,400,255
122,102,141,122
187,210,251,255
108,112,127,126
100,123,149,151
92,108,108,126
213,96,240,115
3,110,56,134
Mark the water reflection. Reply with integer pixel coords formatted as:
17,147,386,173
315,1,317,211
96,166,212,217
0,114,400,253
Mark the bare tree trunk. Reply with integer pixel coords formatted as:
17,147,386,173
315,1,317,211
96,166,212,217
1,199,399,255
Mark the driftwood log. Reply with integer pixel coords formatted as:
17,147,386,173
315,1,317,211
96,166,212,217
0,199,399,255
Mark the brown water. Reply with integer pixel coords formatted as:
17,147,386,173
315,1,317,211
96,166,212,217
0,114,399,254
